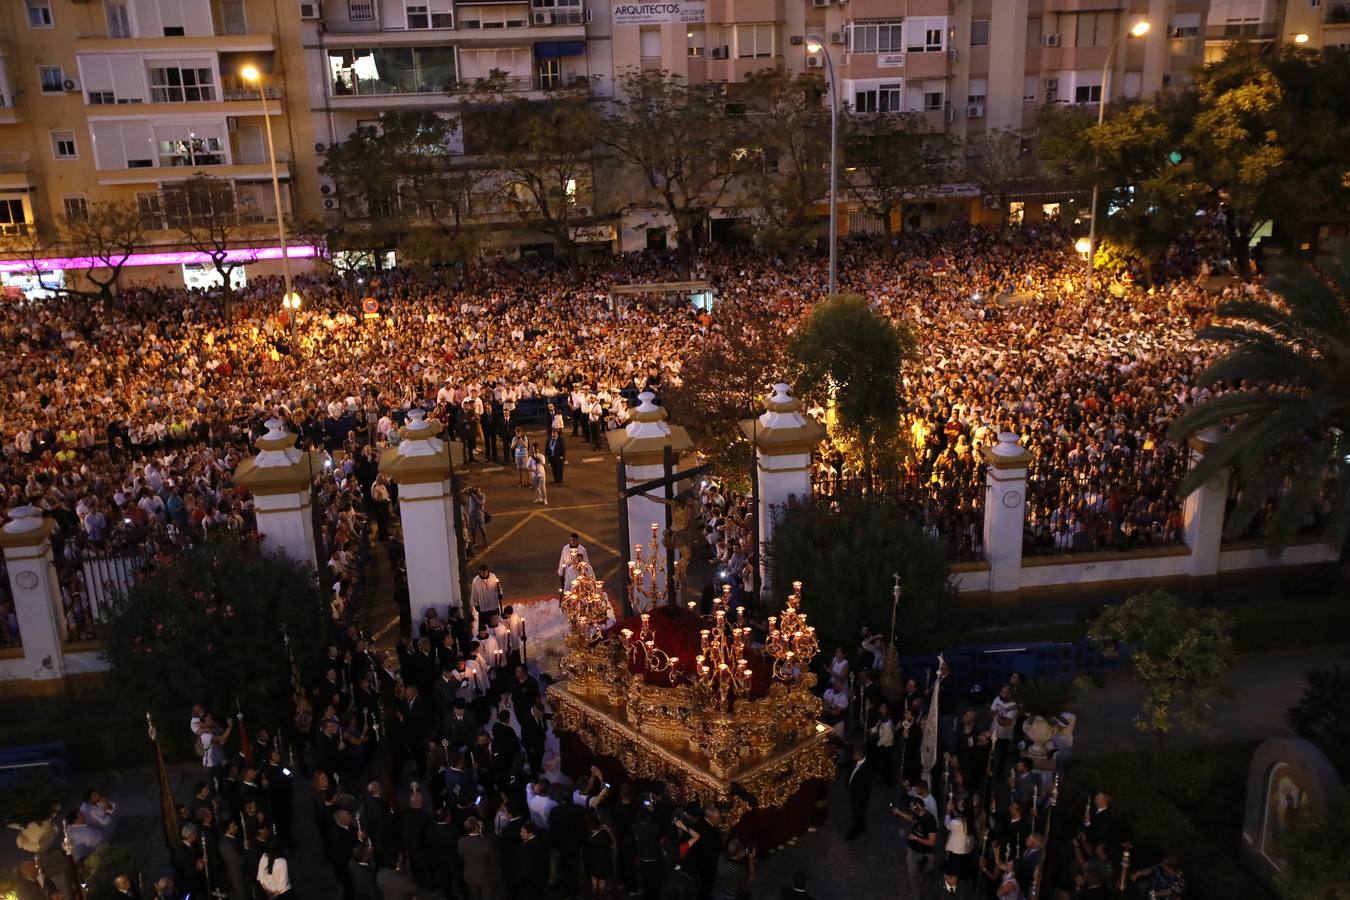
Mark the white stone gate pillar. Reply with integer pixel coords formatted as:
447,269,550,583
235,419,321,570
1182,428,1229,578
380,410,462,627
608,392,692,603
982,433,1032,595
741,383,823,594
0,507,67,685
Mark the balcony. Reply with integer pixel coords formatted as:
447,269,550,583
96,159,290,187
75,32,275,52
1204,21,1278,40
1327,3,1350,24
0,152,34,190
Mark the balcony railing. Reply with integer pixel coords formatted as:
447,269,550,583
1204,21,1278,40
0,152,32,173
222,86,283,101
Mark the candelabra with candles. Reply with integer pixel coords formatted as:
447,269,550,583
559,554,620,697
619,612,680,684
763,581,819,684
691,585,754,714
627,523,667,613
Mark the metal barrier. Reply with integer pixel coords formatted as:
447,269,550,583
57,549,148,640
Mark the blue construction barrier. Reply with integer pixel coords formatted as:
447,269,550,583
0,741,68,790
899,640,1123,696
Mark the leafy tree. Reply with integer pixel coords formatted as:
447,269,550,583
962,127,1033,217
1168,244,1350,550
101,539,327,756
1085,590,1233,784
600,70,749,274
61,199,149,297
465,75,602,263
789,294,913,477
162,173,272,310
764,493,954,651
1287,659,1350,780
662,300,790,487
321,111,482,268
840,112,946,238
736,67,830,251
1276,788,1350,900
0,223,58,288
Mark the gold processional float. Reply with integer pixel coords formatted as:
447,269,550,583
547,553,835,833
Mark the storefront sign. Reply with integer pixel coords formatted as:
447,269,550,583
878,53,906,68
612,1,705,25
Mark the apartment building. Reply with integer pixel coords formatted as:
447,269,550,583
0,0,311,293
0,0,1280,284
1206,0,1350,57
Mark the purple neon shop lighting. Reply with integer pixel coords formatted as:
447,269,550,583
0,244,317,274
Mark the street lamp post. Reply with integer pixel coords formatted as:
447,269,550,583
1086,19,1149,293
241,65,299,343
806,36,838,297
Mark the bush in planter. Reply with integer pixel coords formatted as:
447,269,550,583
764,493,956,653
101,537,327,758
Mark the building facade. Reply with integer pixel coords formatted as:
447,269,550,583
1,0,1317,287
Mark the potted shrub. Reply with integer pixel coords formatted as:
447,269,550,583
1016,677,1076,760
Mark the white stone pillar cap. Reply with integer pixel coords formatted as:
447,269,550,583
991,432,1023,457
4,505,44,534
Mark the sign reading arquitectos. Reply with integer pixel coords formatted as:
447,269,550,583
612,1,705,24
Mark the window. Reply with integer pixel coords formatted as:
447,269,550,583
640,28,662,59
137,191,166,229
38,66,65,93
538,57,561,89
1026,17,1042,46
406,2,453,28
906,17,946,52
1023,76,1038,101
736,24,775,58
967,78,987,106
62,195,88,221
157,134,225,167
1074,83,1102,104
971,19,990,47
1075,12,1114,48
107,2,132,37
847,21,903,54
149,65,216,102
852,83,901,113
88,90,116,104
0,199,29,235
26,1,53,28
51,131,77,159
924,88,944,111
348,0,375,20
687,28,705,57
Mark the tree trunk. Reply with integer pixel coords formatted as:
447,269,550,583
1226,212,1254,280
1150,728,1163,790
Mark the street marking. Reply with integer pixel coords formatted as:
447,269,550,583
534,512,622,557
372,615,400,642
581,456,605,463
478,465,504,472
486,500,609,521
468,513,537,565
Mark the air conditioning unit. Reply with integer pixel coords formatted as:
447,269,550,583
62,78,81,92
573,205,591,217
323,197,341,210
812,0,831,7
829,32,844,44
837,0,848,6
533,11,552,24
947,48,958,61
299,1,319,18
966,103,984,118
314,142,328,154
806,55,823,68
944,107,956,121
710,46,728,59
226,116,239,132
1043,33,1061,47
789,35,804,45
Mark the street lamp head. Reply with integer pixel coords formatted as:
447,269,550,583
1129,21,1150,38
1075,237,1092,255
805,34,824,54
241,65,260,82
1293,32,1310,44
282,292,301,310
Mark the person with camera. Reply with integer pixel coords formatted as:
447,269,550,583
712,836,756,900
893,791,939,894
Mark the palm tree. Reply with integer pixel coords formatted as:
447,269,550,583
1169,242,1350,551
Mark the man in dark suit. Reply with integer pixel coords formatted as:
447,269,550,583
457,817,505,900
171,824,208,899
491,709,520,783
545,429,566,484
349,845,379,900
1016,833,1044,896
518,699,548,778
845,744,872,840
376,852,431,900
444,699,478,755
513,821,550,900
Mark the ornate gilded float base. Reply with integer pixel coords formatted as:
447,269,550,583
549,679,836,830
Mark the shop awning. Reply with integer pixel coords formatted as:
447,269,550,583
534,41,585,59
